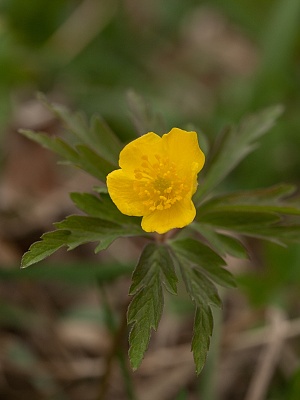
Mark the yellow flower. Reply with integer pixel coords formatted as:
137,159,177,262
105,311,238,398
106,128,205,234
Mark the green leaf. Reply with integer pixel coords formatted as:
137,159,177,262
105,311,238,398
173,250,218,374
203,184,296,207
19,130,116,182
177,257,222,308
38,95,122,165
192,224,248,259
195,184,300,245
130,243,177,295
198,184,300,217
55,215,140,250
21,230,70,269
127,243,177,369
75,144,115,182
197,210,281,229
21,216,142,268
180,259,222,308
195,105,284,202
38,94,94,148
228,224,300,245
90,115,122,164
171,238,236,288
126,90,165,136
70,192,141,227
192,305,214,375
19,129,79,162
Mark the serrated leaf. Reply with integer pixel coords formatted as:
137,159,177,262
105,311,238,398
55,215,140,250
20,130,116,182
195,105,284,202
192,305,213,375
128,279,163,370
76,144,115,182
70,192,141,227
192,223,248,259
126,90,165,136
197,210,281,228
171,238,236,288
22,216,142,268
39,95,122,164
19,130,79,163
127,243,177,369
21,230,71,268
130,243,177,295
197,184,300,224
38,94,93,146
228,224,300,245
90,115,122,164
203,184,296,208
176,255,222,308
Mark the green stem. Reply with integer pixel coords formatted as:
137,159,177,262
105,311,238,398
97,284,136,400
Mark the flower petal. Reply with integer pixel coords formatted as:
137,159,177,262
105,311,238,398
106,169,147,216
119,132,162,176
162,128,205,175
141,198,196,234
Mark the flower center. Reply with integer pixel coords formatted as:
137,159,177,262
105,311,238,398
133,154,189,212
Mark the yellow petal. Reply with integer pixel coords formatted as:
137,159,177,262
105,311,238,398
106,169,146,216
119,132,162,176
162,128,205,176
141,198,196,234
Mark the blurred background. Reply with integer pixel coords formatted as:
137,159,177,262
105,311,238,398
0,1,300,399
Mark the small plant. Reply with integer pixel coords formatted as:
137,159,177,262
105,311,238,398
20,94,300,375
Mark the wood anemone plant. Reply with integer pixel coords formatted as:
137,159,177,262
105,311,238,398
20,95,300,377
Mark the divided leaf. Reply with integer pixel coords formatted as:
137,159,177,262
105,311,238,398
126,90,165,136
171,245,219,374
70,192,140,226
21,216,142,269
171,238,236,288
195,105,284,201
127,243,177,369
196,184,300,245
192,224,248,259
38,94,122,163
192,305,214,375
20,129,116,182
21,230,71,269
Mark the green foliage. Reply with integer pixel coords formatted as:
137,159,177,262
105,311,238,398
21,214,142,269
171,238,236,288
195,104,284,202
19,98,300,375
196,183,300,246
19,96,122,182
127,243,177,369
191,306,214,375
170,238,232,373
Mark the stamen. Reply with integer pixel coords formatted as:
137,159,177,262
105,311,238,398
133,154,189,212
